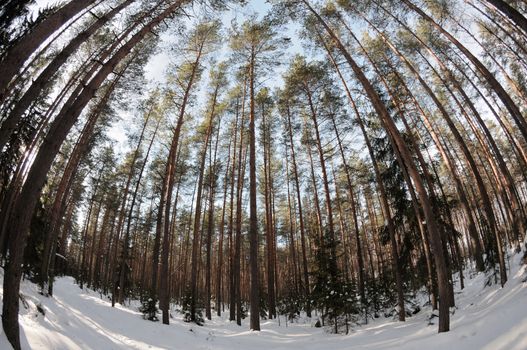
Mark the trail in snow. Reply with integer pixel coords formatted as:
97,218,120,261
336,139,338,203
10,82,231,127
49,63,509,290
1,249,526,350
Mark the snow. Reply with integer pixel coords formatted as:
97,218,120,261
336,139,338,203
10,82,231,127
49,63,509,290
1,249,526,350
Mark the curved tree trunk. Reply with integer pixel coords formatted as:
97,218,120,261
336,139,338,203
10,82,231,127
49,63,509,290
1,2,186,347
362,14,500,280
0,0,135,151
41,75,122,296
400,0,527,145
484,0,527,36
320,37,406,322
304,0,450,331
0,0,98,100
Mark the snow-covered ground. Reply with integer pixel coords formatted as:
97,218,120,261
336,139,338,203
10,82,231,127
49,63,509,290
1,248,526,350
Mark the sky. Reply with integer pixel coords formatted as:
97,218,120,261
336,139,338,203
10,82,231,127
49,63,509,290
144,0,303,84
25,0,506,229
116,0,305,151
29,0,306,153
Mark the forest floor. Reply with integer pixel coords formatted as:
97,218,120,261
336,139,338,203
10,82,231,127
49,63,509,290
1,247,527,350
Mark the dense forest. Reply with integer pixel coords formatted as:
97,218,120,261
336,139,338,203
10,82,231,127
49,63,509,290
1,0,527,349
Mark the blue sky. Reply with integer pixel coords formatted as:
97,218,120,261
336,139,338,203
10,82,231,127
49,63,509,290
145,0,303,84
125,0,304,149
31,0,306,150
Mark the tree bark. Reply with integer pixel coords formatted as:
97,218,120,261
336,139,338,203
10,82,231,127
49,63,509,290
0,0,135,151
306,2,450,331
400,0,527,145
320,37,406,322
248,50,260,331
485,0,527,35
1,2,186,347
284,104,311,317
0,0,98,100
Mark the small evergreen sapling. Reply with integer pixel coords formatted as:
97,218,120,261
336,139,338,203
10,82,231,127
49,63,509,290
139,295,158,321
182,290,204,326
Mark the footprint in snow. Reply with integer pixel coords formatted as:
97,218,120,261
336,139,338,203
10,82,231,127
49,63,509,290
206,331,215,342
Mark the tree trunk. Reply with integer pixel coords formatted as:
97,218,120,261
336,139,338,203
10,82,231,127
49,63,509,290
485,0,527,35
118,107,160,304
308,3,450,331
188,65,217,323
1,2,186,347
216,136,232,316
284,105,311,317
206,116,221,320
229,97,241,322
359,14,491,275
400,0,527,145
248,51,260,331
320,37,406,322
0,0,98,100
0,0,135,151
329,114,366,311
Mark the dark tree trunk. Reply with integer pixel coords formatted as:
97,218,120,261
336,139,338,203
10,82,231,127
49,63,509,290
1,3,185,347
320,39,406,322
284,105,311,317
485,0,527,35
306,8,452,329
0,0,135,151
0,0,98,100
248,51,261,331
